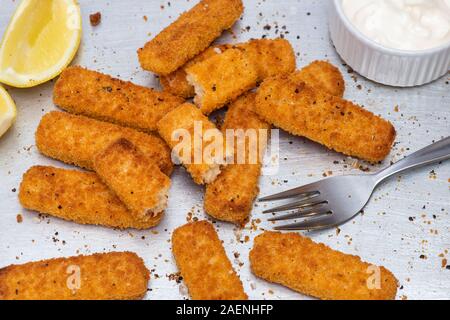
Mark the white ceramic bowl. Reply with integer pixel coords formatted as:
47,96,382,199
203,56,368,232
329,0,450,87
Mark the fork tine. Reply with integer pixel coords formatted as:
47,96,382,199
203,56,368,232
259,186,320,202
268,207,330,221
262,197,326,214
274,215,341,231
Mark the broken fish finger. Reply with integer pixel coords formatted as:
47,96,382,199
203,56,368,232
249,232,398,300
94,138,171,220
172,221,248,300
204,93,270,225
19,166,162,229
255,73,396,162
157,103,231,185
186,48,259,115
54,66,184,132
138,0,244,75
204,63,344,225
35,111,173,175
160,44,233,98
0,252,149,300
161,38,296,99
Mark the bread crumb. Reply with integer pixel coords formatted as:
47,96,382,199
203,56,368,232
90,12,102,26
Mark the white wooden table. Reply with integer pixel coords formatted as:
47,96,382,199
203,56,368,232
0,0,448,300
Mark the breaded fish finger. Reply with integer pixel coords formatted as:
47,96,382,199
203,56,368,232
161,38,296,98
54,66,184,132
296,60,345,98
204,63,344,225
0,252,149,300
243,38,297,80
160,44,232,98
94,139,171,219
255,73,396,162
249,232,398,300
19,166,163,229
172,221,247,300
157,103,231,184
204,93,270,225
138,0,244,75
186,48,259,115
36,111,173,175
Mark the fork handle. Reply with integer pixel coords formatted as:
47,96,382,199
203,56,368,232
374,136,450,185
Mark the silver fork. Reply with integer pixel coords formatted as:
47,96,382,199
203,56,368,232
260,137,450,231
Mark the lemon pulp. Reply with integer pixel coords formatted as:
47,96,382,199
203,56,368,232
0,0,81,88
0,86,17,138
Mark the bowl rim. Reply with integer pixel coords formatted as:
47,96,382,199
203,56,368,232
333,0,450,56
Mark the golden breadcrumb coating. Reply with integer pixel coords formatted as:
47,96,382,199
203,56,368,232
94,139,171,219
160,44,232,98
243,38,297,80
160,68,196,99
255,73,396,162
186,48,259,114
296,60,345,97
0,252,150,300
19,166,162,229
54,66,184,132
172,221,248,300
157,103,230,184
138,0,244,75
249,232,398,300
204,62,344,225
35,111,173,175
204,93,270,225
161,38,296,98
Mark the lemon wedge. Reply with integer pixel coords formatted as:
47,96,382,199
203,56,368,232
0,86,17,138
0,0,82,88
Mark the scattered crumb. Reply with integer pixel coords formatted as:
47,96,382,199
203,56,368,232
335,227,341,236
167,272,183,283
90,12,102,26
429,170,437,180
16,214,23,223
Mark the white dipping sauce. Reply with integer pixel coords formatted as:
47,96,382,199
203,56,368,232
341,0,450,51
